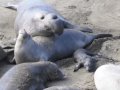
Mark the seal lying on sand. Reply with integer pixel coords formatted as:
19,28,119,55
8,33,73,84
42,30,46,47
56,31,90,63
0,61,64,90
5,0,92,37
14,28,112,71
74,49,96,72
94,64,120,90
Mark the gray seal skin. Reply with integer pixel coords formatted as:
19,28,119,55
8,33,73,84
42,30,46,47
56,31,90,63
5,0,93,37
74,49,96,72
0,61,64,90
14,29,112,71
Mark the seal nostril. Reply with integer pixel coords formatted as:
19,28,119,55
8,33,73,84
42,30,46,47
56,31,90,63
46,27,51,31
52,15,58,19
45,25,51,31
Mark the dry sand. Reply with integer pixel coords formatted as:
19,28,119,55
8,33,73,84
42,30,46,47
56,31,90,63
0,0,120,89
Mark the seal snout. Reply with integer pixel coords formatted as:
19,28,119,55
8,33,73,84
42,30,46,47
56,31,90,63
44,25,51,31
37,13,58,21
32,12,64,36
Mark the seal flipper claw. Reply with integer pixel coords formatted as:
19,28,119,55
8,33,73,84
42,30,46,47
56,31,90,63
9,57,16,64
74,63,83,72
74,49,95,72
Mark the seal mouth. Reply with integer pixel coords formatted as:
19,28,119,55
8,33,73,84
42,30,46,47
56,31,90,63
50,20,64,36
31,23,62,37
31,30,55,37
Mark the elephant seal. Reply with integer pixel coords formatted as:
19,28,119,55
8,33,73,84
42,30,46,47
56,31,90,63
74,49,96,72
0,61,64,90
5,0,92,37
94,64,120,90
14,28,112,71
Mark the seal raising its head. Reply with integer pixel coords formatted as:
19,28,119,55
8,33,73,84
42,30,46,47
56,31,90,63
5,0,112,71
0,61,64,90
5,0,84,37
14,28,112,72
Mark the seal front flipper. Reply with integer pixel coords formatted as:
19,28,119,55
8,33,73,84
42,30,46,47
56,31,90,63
74,63,83,72
63,21,93,33
9,57,16,64
4,3,18,10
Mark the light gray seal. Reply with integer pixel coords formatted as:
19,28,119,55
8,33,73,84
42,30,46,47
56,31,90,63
14,28,112,72
0,61,64,90
94,64,120,90
5,0,92,37
74,49,96,72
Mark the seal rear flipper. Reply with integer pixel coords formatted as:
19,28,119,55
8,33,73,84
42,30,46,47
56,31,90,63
95,34,112,39
73,49,94,72
4,3,18,10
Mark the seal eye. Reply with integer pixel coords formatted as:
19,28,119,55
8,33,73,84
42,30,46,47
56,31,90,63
52,15,58,19
40,15,45,20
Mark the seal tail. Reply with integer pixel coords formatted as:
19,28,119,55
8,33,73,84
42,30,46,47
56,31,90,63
84,34,112,48
94,34,112,39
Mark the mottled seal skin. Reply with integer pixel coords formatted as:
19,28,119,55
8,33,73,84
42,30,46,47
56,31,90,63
74,49,96,72
94,64,120,90
5,0,84,37
0,61,64,90
44,86,81,90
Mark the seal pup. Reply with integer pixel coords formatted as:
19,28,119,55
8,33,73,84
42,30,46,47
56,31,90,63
0,61,64,90
14,28,112,71
5,0,93,37
74,49,96,72
94,64,120,90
